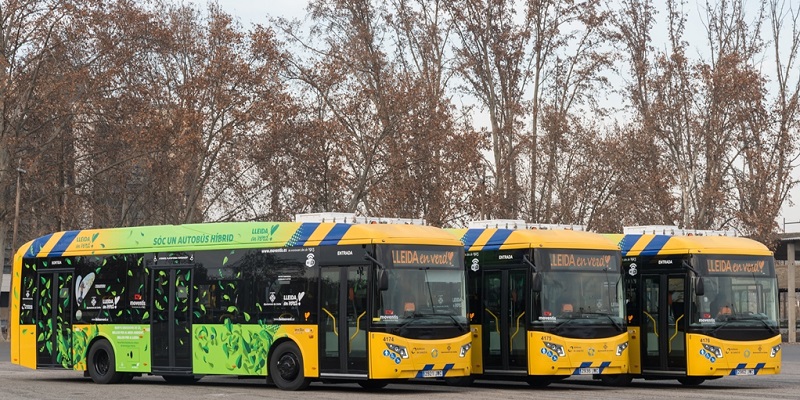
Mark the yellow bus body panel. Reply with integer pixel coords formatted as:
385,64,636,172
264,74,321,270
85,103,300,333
627,326,642,373
528,331,629,375
469,325,483,374
369,332,471,379
284,325,321,378
685,333,781,376
17,324,37,369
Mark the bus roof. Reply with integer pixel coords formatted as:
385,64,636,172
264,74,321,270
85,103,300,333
447,228,619,252
604,234,773,257
19,222,462,259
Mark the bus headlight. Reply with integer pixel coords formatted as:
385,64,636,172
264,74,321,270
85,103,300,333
770,344,781,358
543,341,565,357
386,343,409,359
616,342,629,356
459,343,472,358
702,343,723,358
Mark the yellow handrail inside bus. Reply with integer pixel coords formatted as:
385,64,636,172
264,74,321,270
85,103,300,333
349,311,366,353
486,309,500,334
322,308,337,335
643,311,658,337
669,314,684,353
509,312,525,351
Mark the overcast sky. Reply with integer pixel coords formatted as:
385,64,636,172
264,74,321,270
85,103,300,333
215,0,308,24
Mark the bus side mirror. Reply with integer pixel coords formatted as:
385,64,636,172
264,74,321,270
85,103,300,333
695,277,704,296
379,269,389,291
532,273,542,293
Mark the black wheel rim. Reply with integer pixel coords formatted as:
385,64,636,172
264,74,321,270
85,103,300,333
277,352,300,381
94,351,109,376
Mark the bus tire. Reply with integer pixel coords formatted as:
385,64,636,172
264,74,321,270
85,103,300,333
87,339,123,384
269,341,311,391
677,377,705,386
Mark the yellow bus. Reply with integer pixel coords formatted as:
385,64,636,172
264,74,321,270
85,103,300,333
448,225,628,386
10,221,472,390
607,232,781,385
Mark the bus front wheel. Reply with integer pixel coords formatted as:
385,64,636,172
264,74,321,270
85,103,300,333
88,339,123,384
269,342,311,391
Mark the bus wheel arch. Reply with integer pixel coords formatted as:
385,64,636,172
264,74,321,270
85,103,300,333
268,339,311,390
87,338,123,384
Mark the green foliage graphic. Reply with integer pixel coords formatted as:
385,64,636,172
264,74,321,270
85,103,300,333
72,325,101,370
193,322,281,375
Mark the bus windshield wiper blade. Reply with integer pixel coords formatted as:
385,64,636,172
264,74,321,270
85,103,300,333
730,315,780,334
574,312,624,331
444,313,468,333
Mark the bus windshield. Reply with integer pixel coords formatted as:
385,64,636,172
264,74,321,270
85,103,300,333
691,255,779,334
374,245,467,333
534,249,625,330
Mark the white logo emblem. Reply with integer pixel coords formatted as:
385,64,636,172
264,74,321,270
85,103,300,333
629,263,638,276
470,258,480,272
306,253,316,268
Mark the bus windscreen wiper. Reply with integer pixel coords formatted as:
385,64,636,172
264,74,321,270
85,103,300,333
726,315,780,335
577,312,624,332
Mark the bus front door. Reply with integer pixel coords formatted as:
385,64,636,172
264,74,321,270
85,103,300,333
482,269,527,375
150,266,194,375
641,274,687,374
319,266,369,378
36,270,74,368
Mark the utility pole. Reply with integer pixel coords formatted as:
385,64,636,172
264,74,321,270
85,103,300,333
2,160,25,341
11,160,26,259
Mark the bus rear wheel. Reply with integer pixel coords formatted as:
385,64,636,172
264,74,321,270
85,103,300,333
269,342,311,391
88,339,123,384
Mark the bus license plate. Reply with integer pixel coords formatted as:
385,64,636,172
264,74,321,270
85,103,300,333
734,369,755,376
579,368,600,374
422,370,444,378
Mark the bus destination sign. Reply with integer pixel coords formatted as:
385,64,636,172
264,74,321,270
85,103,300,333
548,252,617,270
392,248,458,268
705,258,768,275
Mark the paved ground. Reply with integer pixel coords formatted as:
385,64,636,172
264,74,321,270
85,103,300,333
1,340,799,399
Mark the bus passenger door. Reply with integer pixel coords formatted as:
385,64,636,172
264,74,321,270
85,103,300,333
641,274,686,373
482,269,527,374
150,266,194,375
319,266,369,377
36,270,73,368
